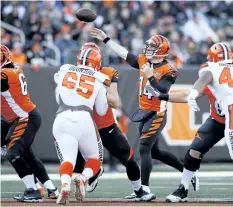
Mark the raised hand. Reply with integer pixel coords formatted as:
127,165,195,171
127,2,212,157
90,28,107,41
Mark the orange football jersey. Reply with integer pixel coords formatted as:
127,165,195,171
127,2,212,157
1,66,36,122
138,55,178,112
92,67,118,129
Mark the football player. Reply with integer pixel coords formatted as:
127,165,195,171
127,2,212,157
90,28,198,198
1,45,58,202
143,42,232,202
53,46,113,204
73,42,155,202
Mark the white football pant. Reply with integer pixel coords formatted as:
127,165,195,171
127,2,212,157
53,110,99,167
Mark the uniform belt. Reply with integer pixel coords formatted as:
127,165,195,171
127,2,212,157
56,105,93,115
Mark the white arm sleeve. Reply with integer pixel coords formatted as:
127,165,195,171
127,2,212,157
106,40,129,60
55,86,60,104
95,86,108,116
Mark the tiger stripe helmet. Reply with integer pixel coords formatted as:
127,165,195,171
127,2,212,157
0,45,11,68
77,43,102,71
207,43,232,62
142,35,170,59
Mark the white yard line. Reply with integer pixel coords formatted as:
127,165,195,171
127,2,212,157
1,171,233,181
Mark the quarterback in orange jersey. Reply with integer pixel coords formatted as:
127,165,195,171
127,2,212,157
73,42,155,202
144,57,226,202
1,45,58,202
90,28,199,198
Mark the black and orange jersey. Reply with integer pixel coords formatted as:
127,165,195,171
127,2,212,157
136,54,178,112
1,64,36,122
92,67,119,129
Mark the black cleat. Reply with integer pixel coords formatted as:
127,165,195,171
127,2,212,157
47,187,59,199
86,166,104,192
166,184,188,203
14,188,43,203
134,187,156,202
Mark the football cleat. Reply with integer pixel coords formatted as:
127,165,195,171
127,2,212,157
74,174,87,202
134,186,155,202
124,185,152,200
47,187,59,199
191,173,200,191
166,184,188,203
56,183,71,205
86,166,104,192
14,188,43,203
38,187,46,197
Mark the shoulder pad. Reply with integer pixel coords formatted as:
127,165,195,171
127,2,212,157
59,64,74,72
199,62,208,70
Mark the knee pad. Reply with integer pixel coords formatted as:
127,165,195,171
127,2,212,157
6,150,20,163
184,149,202,172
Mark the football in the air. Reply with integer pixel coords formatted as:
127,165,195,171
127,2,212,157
76,8,97,22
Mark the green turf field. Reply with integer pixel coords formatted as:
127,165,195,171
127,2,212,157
1,163,233,202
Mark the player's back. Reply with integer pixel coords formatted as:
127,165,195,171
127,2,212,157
55,64,109,115
1,64,36,122
200,61,233,104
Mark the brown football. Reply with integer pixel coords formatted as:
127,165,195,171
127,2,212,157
76,8,97,22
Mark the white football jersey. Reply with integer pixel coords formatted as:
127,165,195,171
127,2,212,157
199,60,233,110
54,64,110,116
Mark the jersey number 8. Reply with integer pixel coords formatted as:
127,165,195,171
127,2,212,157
18,73,28,95
62,72,95,99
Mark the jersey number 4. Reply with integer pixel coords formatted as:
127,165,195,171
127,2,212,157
219,67,233,88
62,72,95,99
139,76,154,99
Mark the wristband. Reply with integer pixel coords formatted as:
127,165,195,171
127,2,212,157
103,37,110,44
159,93,169,101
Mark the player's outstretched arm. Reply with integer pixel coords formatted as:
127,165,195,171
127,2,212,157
191,71,213,97
107,83,121,109
95,86,108,116
90,28,140,69
90,28,129,60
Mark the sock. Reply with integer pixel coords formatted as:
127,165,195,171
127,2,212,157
36,182,42,189
22,174,37,190
83,159,101,179
181,168,195,190
130,179,141,191
82,168,94,180
59,161,73,186
61,174,71,186
43,180,56,190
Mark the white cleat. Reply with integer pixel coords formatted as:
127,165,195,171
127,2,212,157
86,166,104,192
56,184,71,205
166,184,188,203
74,174,86,202
191,171,200,191
124,185,153,200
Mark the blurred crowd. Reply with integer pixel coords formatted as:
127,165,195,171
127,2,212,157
1,0,233,69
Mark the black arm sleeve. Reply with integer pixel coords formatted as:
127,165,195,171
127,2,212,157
148,76,173,93
111,71,119,83
126,53,139,69
1,73,9,92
